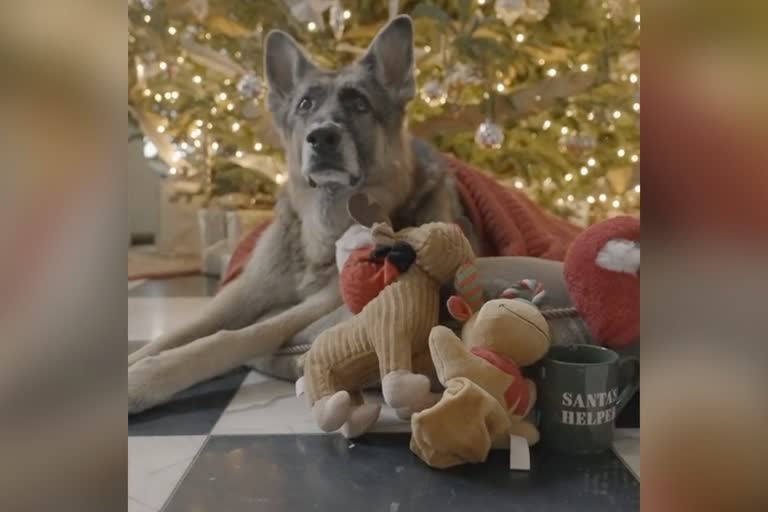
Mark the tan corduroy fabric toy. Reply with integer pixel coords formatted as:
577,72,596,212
410,281,552,468
299,194,477,439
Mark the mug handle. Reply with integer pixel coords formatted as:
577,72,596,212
615,356,640,416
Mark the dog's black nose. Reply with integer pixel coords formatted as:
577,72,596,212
306,126,341,154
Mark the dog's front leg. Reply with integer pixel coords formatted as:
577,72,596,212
128,278,341,414
128,222,294,367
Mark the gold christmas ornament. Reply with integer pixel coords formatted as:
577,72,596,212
207,15,252,38
606,166,633,194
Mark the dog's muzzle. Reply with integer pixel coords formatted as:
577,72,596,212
307,172,361,188
302,123,361,188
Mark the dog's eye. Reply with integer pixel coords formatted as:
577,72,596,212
349,96,369,113
297,96,314,113
340,90,370,114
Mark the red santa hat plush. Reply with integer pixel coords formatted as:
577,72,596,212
564,216,640,349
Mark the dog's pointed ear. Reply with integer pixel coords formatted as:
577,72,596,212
264,30,316,108
360,15,415,104
347,193,391,228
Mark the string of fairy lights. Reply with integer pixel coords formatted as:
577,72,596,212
129,0,640,222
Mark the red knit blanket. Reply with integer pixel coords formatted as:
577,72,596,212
447,157,582,259
221,158,581,286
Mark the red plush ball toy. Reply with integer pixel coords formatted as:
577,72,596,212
564,216,640,349
340,246,401,314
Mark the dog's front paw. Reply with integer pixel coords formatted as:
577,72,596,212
128,349,146,368
128,356,169,415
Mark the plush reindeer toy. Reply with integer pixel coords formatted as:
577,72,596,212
298,193,477,438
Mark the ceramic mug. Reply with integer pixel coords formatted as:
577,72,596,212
535,344,639,455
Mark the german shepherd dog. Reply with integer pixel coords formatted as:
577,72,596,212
128,16,468,413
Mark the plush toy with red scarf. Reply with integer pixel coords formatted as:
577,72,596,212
409,279,552,469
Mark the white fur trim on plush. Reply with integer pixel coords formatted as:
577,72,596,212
596,239,640,275
335,224,374,272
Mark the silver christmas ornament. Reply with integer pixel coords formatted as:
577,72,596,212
558,132,597,157
522,0,550,22
475,121,505,149
284,0,333,26
186,0,210,22
523,0,550,22
495,0,526,26
444,63,482,88
420,80,447,107
237,73,265,99
140,0,155,10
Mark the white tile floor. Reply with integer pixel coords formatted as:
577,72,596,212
128,279,146,291
129,280,640,510
128,297,210,341
215,369,640,476
128,436,206,512
612,428,640,478
212,371,411,436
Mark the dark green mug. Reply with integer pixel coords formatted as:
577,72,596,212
535,344,639,455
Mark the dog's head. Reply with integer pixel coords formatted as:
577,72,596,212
264,15,415,191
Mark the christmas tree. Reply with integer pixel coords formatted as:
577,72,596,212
128,0,640,225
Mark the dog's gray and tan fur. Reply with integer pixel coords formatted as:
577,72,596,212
128,16,467,413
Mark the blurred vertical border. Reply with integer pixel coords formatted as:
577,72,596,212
0,1,126,511
642,1,768,511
